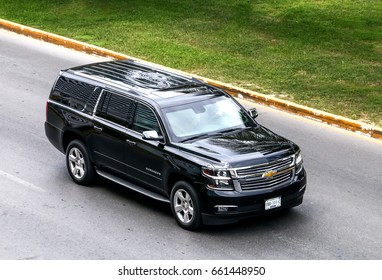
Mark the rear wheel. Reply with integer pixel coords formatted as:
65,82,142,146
170,181,202,230
66,140,95,185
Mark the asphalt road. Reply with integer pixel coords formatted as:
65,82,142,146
0,29,381,260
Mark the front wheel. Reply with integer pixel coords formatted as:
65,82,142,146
66,140,95,186
170,181,202,230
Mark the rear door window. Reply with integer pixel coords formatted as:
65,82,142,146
95,90,135,126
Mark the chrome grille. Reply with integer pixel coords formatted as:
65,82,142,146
236,157,293,177
234,157,294,191
239,170,293,190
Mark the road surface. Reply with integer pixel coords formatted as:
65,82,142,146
0,29,381,259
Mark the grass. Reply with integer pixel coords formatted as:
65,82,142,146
1,0,381,126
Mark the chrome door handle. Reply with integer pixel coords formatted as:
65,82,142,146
94,125,103,132
126,139,136,146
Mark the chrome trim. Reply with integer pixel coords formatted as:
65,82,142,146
206,185,234,191
92,88,104,116
230,155,296,191
299,184,306,192
231,156,295,179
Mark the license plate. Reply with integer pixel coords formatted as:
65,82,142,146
265,196,281,210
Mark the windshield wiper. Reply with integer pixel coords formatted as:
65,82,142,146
179,127,251,143
179,134,211,143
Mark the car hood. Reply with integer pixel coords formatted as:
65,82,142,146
174,126,298,168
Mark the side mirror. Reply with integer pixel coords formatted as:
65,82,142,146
248,108,258,119
142,130,164,141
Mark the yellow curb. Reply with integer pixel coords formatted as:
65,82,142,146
1,18,381,140
0,18,129,60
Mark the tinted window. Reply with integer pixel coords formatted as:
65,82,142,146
51,76,98,113
96,91,135,126
132,104,161,134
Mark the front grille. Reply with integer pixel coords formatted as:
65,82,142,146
239,170,293,190
235,157,294,191
236,157,293,177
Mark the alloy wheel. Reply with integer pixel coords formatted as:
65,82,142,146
68,147,85,179
173,188,194,224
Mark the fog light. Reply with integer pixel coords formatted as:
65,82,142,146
215,205,238,213
218,206,228,212
215,179,230,186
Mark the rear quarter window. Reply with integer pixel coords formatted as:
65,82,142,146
50,76,100,114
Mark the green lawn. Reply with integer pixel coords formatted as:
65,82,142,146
1,0,381,126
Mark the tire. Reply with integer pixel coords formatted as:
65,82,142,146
170,181,202,230
66,140,95,186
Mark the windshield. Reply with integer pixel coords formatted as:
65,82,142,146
161,95,256,142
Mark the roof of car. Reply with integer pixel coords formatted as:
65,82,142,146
65,59,226,107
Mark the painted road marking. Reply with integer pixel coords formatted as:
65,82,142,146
0,170,45,193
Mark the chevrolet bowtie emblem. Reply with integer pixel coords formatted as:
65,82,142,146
262,170,277,179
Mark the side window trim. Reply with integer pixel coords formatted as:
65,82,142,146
83,86,103,115
92,88,105,116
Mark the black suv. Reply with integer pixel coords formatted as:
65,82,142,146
45,59,307,230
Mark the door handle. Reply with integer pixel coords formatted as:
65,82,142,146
94,125,103,132
126,139,136,146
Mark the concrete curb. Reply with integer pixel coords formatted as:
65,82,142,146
1,18,381,140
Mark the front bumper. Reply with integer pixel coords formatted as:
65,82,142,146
201,169,307,225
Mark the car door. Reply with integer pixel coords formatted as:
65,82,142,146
124,102,168,192
89,90,135,176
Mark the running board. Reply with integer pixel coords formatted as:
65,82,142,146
96,170,170,203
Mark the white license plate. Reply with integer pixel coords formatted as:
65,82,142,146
265,196,281,210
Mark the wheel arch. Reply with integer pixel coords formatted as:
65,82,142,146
165,171,202,196
62,130,85,152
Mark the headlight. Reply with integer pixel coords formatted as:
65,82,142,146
202,166,233,190
295,151,303,174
